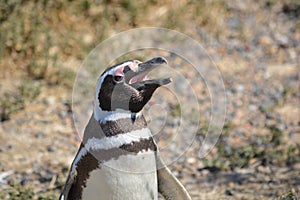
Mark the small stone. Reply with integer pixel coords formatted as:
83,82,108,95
274,33,289,48
20,178,28,186
227,17,241,30
39,169,53,183
49,46,59,56
225,189,234,196
0,144,13,152
288,49,297,60
35,131,45,138
249,104,257,111
236,128,245,136
167,119,180,127
257,166,271,174
187,157,196,164
266,112,277,119
83,34,94,45
201,169,210,176
39,176,52,183
259,99,276,113
232,84,245,94
265,119,277,127
44,96,56,106
258,36,273,45
47,145,55,152
172,170,179,178
60,110,67,120
275,123,286,131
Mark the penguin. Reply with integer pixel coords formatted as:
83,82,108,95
59,57,192,200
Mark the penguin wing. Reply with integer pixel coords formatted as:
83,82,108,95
59,144,87,200
59,165,77,200
156,154,192,200
59,115,106,200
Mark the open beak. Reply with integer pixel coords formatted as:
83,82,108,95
126,57,172,89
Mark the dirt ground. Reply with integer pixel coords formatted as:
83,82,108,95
0,1,299,199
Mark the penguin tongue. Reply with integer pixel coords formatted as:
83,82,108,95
128,71,149,84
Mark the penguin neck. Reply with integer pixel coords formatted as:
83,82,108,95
83,106,148,142
93,106,142,123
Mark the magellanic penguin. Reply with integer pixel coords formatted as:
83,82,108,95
60,57,192,200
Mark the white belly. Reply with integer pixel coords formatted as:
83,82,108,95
82,151,158,200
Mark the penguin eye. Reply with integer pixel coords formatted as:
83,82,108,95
113,75,123,83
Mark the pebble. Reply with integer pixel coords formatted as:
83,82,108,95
83,33,94,45
59,110,67,120
43,96,56,106
275,123,286,132
259,99,276,113
257,166,272,174
236,128,245,136
248,104,257,111
265,119,277,127
266,112,278,119
274,33,289,48
225,189,234,196
35,131,45,138
37,168,54,184
47,145,56,152
200,169,210,176
258,35,273,45
227,16,241,30
232,84,245,94
167,118,180,127
0,144,13,152
187,157,197,164
20,178,28,186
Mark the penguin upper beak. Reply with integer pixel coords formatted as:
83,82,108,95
137,56,168,73
126,57,171,88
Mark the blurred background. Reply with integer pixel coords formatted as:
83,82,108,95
0,0,299,199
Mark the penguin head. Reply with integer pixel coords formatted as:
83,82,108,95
95,57,171,114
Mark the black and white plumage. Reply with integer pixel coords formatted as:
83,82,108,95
60,57,191,200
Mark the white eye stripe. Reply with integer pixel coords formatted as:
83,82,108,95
96,61,133,89
95,60,141,96
95,62,131,97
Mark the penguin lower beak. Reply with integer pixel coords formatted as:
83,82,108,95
127,57,171,88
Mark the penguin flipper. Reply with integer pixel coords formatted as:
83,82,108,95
59,144,85,200
156,154,192,200
59,168,76,200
